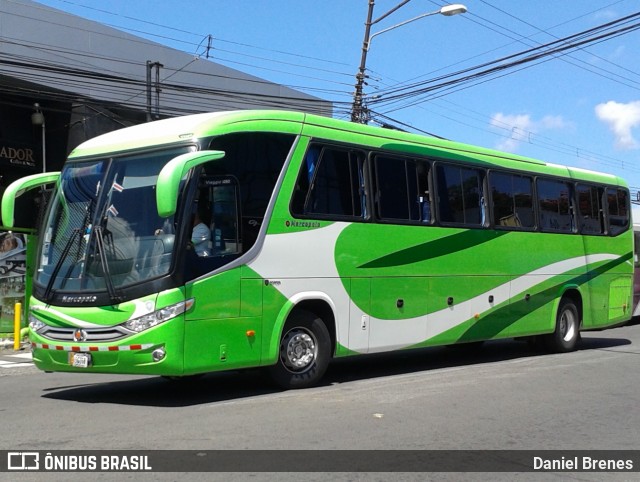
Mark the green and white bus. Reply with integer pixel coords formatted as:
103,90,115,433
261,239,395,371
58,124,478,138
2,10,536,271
2,110,633,388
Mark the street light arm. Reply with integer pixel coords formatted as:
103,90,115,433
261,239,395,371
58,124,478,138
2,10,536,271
367,4,468,51
367,10,441,51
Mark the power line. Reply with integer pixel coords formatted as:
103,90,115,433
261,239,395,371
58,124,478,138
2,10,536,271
14,0,355,87
368,12,640,111
0,53,351,120
37,0,352,67
369,4,640,114
0,32,351,108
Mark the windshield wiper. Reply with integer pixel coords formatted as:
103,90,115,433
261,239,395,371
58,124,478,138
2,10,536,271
94,225,123,304
43,228,81,302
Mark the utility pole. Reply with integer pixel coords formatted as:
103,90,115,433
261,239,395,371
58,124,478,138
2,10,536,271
350,2,467,124
146,61,163,121
351,0,377,124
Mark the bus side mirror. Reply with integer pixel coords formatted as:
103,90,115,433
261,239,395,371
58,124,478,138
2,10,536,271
156,150,225,218
1,172,60,228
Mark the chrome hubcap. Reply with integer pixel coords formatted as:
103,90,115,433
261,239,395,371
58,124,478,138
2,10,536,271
281,328,317,373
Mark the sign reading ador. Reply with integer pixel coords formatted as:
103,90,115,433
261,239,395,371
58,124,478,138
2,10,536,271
0,145,36,167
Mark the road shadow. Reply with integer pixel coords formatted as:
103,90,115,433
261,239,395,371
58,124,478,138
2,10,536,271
627,316,640,327
327,334,633,385
42,334,632,408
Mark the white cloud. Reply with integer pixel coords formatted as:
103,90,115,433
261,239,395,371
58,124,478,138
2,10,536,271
610,45,625,60
490,113,569,152
595,100,640,150
539,115,568,130
594,9,618,21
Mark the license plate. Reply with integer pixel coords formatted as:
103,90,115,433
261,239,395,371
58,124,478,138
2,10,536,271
69,352,92,368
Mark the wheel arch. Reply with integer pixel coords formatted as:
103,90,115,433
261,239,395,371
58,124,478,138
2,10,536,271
559,286,584,329
266,291,337,364
544,286,583,353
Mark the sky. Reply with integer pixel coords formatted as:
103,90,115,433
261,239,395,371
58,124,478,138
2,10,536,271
32,0,640,218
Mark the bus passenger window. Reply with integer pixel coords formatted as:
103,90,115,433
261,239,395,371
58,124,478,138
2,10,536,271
291,145,320,214
374,155,430,223
537,179,574,233
607,188,630,235
291,145,366,220
490,172,534,229
436,164,485,226
577,184,604,235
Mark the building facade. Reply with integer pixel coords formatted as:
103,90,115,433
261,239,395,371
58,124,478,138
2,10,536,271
0,0,331,190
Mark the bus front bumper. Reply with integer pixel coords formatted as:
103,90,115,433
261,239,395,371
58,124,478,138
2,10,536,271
29,333,184,376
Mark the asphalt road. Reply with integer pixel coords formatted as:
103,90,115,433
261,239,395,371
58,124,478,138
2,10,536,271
1,320,639,481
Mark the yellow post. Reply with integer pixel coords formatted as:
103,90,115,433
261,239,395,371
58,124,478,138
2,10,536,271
13,302,22,351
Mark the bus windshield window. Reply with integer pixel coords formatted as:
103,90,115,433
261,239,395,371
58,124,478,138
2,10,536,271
36,147,192,296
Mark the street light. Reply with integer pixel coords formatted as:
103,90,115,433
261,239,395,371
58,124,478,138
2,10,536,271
351,2,467,123
31,103,46,172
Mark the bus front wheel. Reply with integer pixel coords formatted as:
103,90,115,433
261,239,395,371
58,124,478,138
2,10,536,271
269,310,331,389
544,298,580,353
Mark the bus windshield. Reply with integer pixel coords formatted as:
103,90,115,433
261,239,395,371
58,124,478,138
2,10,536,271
36,146,193,302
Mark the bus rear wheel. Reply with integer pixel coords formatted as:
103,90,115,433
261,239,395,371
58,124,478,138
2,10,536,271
269,310,331,389
544,298,580,353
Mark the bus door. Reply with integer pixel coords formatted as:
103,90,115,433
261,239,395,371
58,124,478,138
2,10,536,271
577,185,631,326
184,175,261,370
599,187,632,324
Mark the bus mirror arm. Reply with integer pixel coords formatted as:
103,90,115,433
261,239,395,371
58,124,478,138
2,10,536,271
155,150,225,218
156,149,226,218
1,171,60,228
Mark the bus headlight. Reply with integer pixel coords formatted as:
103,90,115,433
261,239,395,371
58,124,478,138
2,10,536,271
121,299,193,333
29,314,46,333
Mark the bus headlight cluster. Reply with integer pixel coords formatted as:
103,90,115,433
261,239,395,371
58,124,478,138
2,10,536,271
121,299,193,333
29,314,46,333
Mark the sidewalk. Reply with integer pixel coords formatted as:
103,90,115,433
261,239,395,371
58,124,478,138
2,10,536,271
0,337,30,352
0,337,34,369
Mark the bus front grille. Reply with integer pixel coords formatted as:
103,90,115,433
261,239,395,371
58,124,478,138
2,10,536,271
38,326,133,342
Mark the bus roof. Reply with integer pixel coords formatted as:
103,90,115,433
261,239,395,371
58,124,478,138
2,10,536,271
68,110,305,158
68,109,626,186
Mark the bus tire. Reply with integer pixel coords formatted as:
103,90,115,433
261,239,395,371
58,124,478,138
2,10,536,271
269,310,331,389
544,298,580,353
